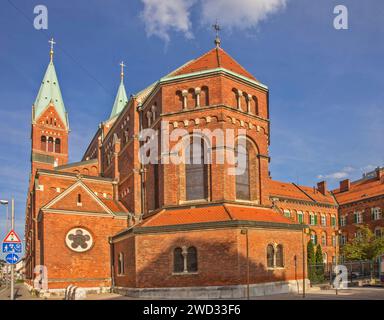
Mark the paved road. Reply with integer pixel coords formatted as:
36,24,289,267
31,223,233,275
0,283,41,300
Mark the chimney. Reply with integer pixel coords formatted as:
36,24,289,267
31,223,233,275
377,167,384,183
317,181,327,195
340,179,350,192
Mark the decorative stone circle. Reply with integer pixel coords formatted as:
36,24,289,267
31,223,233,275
65,228,93,253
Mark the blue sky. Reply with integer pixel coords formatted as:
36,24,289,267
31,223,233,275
0,0,383,247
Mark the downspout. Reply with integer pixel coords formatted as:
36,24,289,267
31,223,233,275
109,237,115,292
137,102,145,221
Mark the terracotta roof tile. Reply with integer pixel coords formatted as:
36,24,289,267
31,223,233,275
99,198,128,213
141,204,297,227
171,47,257,81
333,178,384,204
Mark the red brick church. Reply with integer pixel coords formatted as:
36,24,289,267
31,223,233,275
24,38,341,298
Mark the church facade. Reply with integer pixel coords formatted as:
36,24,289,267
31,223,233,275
24,41,343,298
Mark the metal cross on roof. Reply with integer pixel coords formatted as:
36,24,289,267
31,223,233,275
49,38,56,62
212,21,221,47
120,61,126,81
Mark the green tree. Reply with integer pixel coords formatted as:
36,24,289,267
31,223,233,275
342,225,384,279
307,240,316,283
315,244,325,283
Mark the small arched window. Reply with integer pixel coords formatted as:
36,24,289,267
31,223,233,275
200,86,209,107
252,96,259,115
267,244,274,268
41,136,47,151
321,233,327,246
77,194,82,204
276,245,284,267
173,247,184,273
118,252,124,275
55,138,61,153
47,137,54,152
187,247,198,272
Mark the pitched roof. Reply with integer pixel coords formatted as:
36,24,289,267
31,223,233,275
109,80,128,119
34,61,68,128
333,177,384,205
168,47,258,81
268,180,337,205
141,204,296,228
98,198,129,214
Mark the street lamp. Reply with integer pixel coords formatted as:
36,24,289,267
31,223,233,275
0,200,9,234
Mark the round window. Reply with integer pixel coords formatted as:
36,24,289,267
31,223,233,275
65,228,93,252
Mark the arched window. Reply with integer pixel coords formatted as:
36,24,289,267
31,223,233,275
41,136,47,151
175,90,183,110
276,245,284,267
267,244,274,268
187,247,198,272
173,247,184,273
322,252,328,264
185,138,208,201
321,232,327,246
200,86,209,107
47,137,54,152
118,252,124,275
252,96,259,115
235,140,250,201
77,194,82,204
55,138,61,153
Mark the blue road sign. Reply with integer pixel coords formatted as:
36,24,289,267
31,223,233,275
2,242,22,253
5,253,20,265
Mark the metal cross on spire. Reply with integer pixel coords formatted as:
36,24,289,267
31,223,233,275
120,61,126,81
49,38,56,62
212,21,221,47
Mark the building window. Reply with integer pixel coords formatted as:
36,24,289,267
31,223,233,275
372,207,382,221
267,244,274,268
235,142,250,201
321,214,326,226
283,209,291,218
321,233,327,246
267,244,284,269
77,194,82,206
55,138,61,153
322,252,328,264
375,228,382,238
173,246,198,273
310,213,315,225
41,136,47,151
47,137,54,152
332,235,337,247
187,247,198,272
275,245,284,267
297,211,304,224
331,215,336,227
153,164,159,209
185,138,208,201
340,235,347,245
311,233,317,245
340,215,346,227
354,211,363,224
173,247,184,273
118,252,124,275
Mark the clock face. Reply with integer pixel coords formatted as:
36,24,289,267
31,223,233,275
65,228,93,253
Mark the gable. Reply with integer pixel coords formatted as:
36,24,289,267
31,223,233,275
35,104,66,130
44,181,112,214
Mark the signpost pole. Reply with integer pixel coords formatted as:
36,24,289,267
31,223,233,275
10,197,14,301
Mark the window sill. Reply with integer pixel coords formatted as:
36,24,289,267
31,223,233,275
267,267,285,271
180,199,209,205
172,272,199,276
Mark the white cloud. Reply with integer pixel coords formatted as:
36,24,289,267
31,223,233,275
317,166,355,180
200,0,287,30
140,0,288,42
140,0,196,43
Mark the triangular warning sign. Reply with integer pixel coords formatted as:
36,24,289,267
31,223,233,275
3,230,21,243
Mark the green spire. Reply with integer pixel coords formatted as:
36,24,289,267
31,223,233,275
109,62,128,119
33,40,68,128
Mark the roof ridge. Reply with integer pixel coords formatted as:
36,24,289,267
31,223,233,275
292,182,318,203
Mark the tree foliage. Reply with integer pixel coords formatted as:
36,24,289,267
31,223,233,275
342,225,384,261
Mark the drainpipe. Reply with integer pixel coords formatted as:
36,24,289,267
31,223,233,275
109,237,115,292
137,102,145,221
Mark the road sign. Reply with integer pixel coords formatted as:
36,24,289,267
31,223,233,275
5,253,20,265
2,243,22,253
3,230,21,243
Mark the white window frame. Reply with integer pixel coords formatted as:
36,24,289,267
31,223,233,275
372,207,381,220
321,214,327,226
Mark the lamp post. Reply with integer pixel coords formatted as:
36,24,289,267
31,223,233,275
302,227,309,299
0,200,8,289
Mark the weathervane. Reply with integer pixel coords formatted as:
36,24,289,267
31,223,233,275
49,38,56,62
120,61,126,81
212,21,221,47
